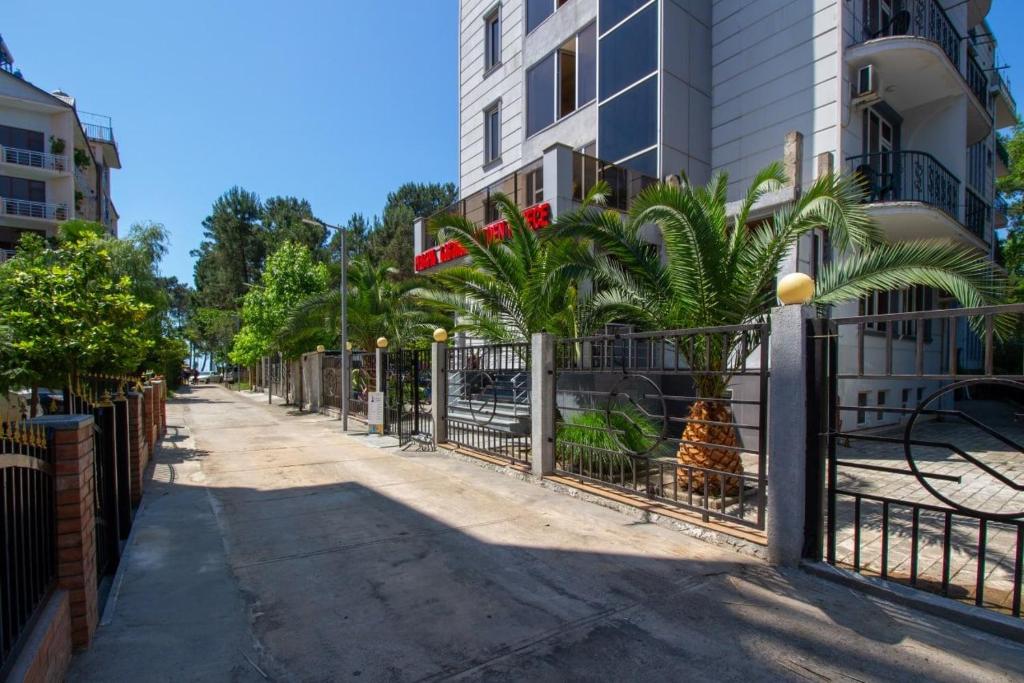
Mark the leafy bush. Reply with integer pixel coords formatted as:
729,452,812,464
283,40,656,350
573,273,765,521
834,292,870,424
556,404,669,477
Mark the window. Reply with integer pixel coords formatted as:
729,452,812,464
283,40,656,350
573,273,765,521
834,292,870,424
526,24,596,136
901,388,911,409
876,391,887,420
916,387,924,404
484,103,501,165
864,0,895,37
598,76,657,163
0,125,44,152
599,0,651,34
0,175,45,201
857,392,868,424
527,0,570,33
598,3,657,99
484,7,501,72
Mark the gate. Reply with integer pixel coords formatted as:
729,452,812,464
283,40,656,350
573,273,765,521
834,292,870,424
0,420,54,675
321,352,343,411
446,342,530,464
553,323,769,529
350,351,370,419
383,349,431,446
810,303,1024,616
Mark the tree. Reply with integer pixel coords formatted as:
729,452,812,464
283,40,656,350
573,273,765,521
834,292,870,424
550,165,1004,492
997,126,1024,300
191,187,264,310
426,194,591,342
0,222,151,402
366,182,458,277
229,242,329,366
262,196,325,256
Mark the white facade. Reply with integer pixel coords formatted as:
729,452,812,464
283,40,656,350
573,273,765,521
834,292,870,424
0,35,121,258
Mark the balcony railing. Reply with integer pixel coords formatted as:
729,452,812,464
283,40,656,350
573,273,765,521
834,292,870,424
966,52,989,110
78,111,114,144
0,248,15,263
848,150,960,219
0,145,68,172
964,188,990,241
860,0,959,68
571,152,657,212
0,197,68,221
996,136,1010,168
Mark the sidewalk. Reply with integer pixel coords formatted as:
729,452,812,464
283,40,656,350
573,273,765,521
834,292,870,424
71,385,1024,681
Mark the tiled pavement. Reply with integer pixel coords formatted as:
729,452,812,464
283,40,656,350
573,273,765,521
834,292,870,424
831,399,1024,610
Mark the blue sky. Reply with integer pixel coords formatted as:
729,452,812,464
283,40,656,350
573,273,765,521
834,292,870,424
3,1,459,284
4,2,1022,284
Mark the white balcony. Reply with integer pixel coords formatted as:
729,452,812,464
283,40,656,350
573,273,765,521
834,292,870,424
991,69,1017,129
0,197,68,223
0,146,69,178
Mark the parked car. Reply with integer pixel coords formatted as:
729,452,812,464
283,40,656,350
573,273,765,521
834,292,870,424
202,372,224,384
223,370,238,383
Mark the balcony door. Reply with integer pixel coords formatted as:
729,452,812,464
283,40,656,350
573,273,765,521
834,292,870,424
863,106,901,200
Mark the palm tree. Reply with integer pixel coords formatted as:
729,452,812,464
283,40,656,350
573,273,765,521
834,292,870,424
550,163,1004,494
278,256,441,384
426,193,593,342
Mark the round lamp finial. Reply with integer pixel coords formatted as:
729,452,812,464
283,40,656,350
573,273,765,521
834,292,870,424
433,328,449,343
777,272,815,305
345,341,353,351
376,336,389,349
316,344,325,353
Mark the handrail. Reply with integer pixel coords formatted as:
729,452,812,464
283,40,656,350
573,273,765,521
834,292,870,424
965,51,989,110
0,197,68,221
0,145,68,172
846,149,960,219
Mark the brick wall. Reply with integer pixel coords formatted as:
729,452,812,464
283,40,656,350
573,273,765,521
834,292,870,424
6,590,72,683
127,391,149,506
142,385,155,456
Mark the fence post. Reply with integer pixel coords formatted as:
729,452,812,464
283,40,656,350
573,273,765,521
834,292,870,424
142,384,155,455
432,341,447,444
767,303,813,566
31,414,98,649
531,332,555,477
126,390,147,506
375,348,384,392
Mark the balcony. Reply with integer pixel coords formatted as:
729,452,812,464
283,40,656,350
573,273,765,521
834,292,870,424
848,150,986,248
0,145,69,177
990,65,1018,129
847,0,991,144
964,188,990,241
571,152,657,212
0,247,15,263
995,136,1010,177
0,197,68,222
78,111,121,169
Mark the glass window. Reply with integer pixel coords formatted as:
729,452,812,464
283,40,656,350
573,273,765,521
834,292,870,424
527,0,553,33
485,8,501,71
484,105,501,164
620,148,657,178
599,0,652,35
558,39,577,118
527,54,556,136
578,23,597,105
599,4,657,99
598,76,656,162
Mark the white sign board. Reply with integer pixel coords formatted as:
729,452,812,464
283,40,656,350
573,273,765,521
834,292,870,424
367,391,385,426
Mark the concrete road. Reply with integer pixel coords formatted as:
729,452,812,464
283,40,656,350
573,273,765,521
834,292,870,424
71,385,1024,682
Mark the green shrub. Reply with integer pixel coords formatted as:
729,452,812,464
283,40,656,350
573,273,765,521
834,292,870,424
556,404,669,477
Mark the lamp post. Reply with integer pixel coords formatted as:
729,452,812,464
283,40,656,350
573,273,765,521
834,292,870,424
304,217,348,430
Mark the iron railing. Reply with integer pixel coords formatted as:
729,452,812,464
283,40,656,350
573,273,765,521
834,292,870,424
0,146,67,172
79,111,114,144
446,342,531,464
321,353,343,411
964,187,989,242
814,303,1024,617
858,0,959,68
0,248,14,263
848,150,959,219
554,323,770,529
0,420,54,675
383,349,432,446
0,198,67,221
571,152,658,212
966,52,989,110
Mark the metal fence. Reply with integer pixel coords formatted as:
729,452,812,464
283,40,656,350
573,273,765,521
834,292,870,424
446,342,531,464
554,323,769,529
321,353,343,411
383,349,432,446
810,303,1024,617
0,420,54,675
350,352,370,419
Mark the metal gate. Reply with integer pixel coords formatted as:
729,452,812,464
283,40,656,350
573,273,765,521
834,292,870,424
321,352,343,411
446,342,531,463
554,323,769,529
383,349,431,446
809,303,1024,617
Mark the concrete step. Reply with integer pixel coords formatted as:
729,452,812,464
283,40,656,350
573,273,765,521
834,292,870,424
446,406,530,434
449,398,530,420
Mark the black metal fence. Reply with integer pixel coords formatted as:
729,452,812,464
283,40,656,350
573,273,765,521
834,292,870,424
810,303,1024,617
0,420,54,675
554,324,769,529
321,353,343,411
350,352,370,419
383,349,432,446
446,342,531,464
847,150,960,219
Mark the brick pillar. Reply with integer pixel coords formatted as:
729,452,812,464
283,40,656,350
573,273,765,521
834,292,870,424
32,414,98,649
152,379,167,438
126,391,148,505
142,385,155,455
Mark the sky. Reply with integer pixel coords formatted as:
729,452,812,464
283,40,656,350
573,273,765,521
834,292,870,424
3,0,459,284
4,2,1023,285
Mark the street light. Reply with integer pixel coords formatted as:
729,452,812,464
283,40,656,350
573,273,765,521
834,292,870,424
304,217,349,430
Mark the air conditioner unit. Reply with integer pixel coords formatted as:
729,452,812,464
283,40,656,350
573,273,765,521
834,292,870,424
852,64,881,105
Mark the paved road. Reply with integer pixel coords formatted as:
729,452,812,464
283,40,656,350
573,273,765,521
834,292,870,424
70,385,1024,682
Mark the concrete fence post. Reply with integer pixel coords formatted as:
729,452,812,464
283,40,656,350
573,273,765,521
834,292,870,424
767,304,813,566
431,341,448,444
375,348,384,392
32,414,98,649
531,332,555,477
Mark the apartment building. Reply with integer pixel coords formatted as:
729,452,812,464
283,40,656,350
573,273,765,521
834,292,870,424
0,33,121,261
413,0,1016,425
